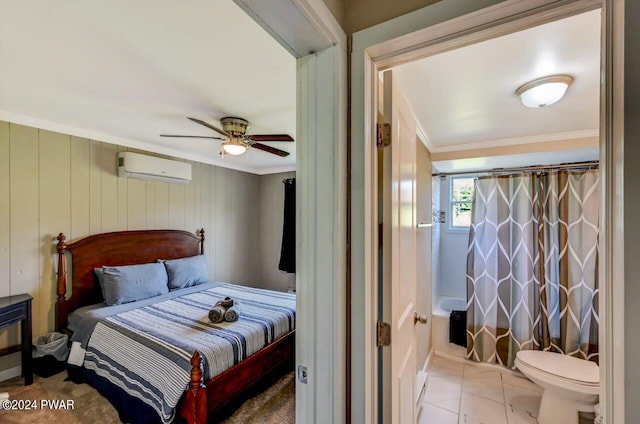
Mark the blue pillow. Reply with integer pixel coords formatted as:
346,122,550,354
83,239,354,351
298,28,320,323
162,255,209,290
100,262,169,305
94,268,107,299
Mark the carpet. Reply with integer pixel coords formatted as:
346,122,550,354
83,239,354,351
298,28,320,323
220,372,295,424
0,371,295,424
0,371,116,424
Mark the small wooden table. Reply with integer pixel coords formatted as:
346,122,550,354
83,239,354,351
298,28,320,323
0,294,33,385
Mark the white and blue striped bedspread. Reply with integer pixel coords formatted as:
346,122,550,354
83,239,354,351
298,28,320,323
82,283,296,423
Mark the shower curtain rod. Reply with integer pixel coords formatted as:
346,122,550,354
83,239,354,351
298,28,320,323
431,160,599,177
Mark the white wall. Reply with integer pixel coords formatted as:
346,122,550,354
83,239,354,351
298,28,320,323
295,45,347,424
431,175,441,302
436,176,469,300
416,141,432,368
0,120,265,373
259,171,296,292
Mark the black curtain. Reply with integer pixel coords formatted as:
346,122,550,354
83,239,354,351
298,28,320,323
279,178,296,273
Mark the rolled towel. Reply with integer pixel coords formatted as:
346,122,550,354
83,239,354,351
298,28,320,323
208,305,226,323
209,297,234,323
224,302,242,322
218,297,234,308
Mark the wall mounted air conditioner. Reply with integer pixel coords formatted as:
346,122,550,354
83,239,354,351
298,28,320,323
118,152,192,184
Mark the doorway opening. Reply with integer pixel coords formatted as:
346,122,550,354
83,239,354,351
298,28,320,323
367,2,616,423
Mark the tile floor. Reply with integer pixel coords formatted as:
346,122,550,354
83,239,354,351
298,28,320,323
417,356,595,424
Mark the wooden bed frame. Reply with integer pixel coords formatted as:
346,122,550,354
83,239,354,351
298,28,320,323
55,229,295,424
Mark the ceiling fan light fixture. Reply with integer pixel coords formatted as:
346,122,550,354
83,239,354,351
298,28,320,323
220,117,249,136
222,139,247,155
166,116,293,157
516,75,574,108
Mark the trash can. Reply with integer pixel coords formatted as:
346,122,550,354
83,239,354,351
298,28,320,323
32,332,68,377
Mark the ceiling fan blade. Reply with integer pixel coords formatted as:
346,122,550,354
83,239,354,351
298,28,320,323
249,134,294,142
251,143,290,157
160,134,225,140
187,117,230,137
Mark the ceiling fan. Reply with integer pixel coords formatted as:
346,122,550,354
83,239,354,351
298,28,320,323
160,117,294,157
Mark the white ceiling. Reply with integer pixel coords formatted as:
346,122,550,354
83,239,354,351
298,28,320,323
0,1,296,175
394,9,601,154
0,5,601,175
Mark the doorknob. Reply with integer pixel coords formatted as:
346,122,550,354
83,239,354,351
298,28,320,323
414,312,428,325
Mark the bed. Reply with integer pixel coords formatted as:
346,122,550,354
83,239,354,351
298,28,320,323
54,229,295,424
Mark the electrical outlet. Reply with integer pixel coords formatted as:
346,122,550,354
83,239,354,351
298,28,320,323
297,365,308,384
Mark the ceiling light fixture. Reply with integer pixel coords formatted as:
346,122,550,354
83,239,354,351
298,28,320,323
516,75,574,108
221,138,247,155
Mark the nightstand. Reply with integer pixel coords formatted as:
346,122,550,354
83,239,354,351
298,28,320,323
0,294,33,385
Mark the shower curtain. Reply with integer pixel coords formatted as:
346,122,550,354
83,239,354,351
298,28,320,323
466,170,599,368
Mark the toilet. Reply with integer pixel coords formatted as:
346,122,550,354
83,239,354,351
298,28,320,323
515,350,599,424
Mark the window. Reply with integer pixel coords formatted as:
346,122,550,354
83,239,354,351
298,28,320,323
450,176,474,228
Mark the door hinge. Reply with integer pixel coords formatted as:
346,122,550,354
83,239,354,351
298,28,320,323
377,321,391,346
376,123,391,148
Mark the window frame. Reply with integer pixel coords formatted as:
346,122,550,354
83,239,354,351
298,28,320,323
448,175,474,231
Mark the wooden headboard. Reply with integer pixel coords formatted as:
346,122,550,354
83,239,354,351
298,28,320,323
55,229,205,332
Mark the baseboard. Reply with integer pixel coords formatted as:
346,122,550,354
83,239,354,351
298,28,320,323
433,350,524,377
416,347,434,406
416,370,427,405
423,346,434,373
0,366,22,383
433,349,466,364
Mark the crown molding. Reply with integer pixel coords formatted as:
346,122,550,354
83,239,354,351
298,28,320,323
429,128,599,153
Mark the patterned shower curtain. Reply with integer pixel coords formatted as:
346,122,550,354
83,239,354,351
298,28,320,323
466,170,599,368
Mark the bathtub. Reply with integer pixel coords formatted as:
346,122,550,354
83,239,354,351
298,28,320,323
432,296,467,359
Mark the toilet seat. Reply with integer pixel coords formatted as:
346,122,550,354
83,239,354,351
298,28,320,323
516,350,599,387
515,350,600,424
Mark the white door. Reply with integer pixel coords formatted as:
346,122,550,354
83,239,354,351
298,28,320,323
381,70,420,424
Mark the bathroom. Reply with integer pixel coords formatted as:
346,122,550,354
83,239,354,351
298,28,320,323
426,168,598,424
389,7,602,424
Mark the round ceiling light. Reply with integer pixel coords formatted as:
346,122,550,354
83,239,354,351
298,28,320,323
222,140,247,155
516,75,574,108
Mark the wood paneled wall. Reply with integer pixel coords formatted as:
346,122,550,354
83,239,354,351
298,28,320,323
0,121,263,372
259,171,296,292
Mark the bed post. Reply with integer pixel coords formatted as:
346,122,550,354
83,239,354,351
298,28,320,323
56,233,68,332
181,351,207,424
197,228,205,255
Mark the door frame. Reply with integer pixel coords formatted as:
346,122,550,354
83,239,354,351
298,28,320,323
351,0,624,423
